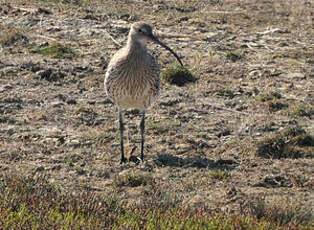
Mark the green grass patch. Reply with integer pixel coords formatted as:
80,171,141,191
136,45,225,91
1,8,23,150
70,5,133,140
257,91,282,102
161,65,196,86
0,173,312,229
67,157,74,167
256,126,314,159
209,170,229,181
0,174,123,229
29,42,77,59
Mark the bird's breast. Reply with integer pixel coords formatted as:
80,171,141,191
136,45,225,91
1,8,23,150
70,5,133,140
105,49,160,110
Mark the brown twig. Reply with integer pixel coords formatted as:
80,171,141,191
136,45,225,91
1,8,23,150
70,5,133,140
105,29,122,47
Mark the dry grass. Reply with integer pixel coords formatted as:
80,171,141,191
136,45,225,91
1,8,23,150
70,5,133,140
0,24,27,46
0,0,313,229
209,169,229,181
114,171,155,187
257,91,282,102
256,126,314,159
289,103,314,118
246,196,313,227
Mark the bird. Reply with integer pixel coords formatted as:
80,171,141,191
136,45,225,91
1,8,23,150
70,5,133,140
104,22,183,164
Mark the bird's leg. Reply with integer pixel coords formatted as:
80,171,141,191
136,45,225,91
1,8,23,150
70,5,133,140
140,111,145,161
119,109,126,164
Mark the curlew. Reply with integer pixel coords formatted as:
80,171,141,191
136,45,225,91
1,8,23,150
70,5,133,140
104,22,183,164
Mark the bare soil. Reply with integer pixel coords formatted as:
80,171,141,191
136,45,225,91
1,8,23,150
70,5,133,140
0,0,313,215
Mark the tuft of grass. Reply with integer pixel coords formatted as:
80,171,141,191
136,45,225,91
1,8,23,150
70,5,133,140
209,170,229,181
257,91,282,102
72,106,94,116
67,157,74,167
147,121,169,134
226,49,244,62
114,172,154,187
72,106,98,126
75,167,86,175
256,126,314,159
161,65,196,86
147,120,181,135
247,197,314,226
267,100,288,112
0,24,28,46
289,103,314,118
29,42,77,59
80,131,117,147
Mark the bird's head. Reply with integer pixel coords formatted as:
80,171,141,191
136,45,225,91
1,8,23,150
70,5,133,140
129,22,183,66
129,22,154,43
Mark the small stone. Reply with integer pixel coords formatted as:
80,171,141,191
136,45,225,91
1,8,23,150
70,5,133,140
66,139,80,147
175,143,192,154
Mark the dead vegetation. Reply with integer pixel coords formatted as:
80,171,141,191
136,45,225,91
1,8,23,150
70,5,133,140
0,0,313,228
114,171,155,188
256,126,314,159
0,24,28,46
289,103,314,118
246,196,313,227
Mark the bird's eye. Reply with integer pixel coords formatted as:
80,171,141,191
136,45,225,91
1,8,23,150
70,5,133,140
138,28,143,33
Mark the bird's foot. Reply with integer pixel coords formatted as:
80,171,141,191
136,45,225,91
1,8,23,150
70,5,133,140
120,157,127,164
128,146,141,164
129,155,142,164
125,109,140,116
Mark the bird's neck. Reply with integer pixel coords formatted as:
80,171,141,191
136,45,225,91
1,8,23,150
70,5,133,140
126,37,147,58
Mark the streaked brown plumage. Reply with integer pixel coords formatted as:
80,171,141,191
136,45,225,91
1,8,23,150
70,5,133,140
104,22,183,163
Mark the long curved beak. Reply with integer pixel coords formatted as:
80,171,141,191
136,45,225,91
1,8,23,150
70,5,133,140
149,34,183,66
